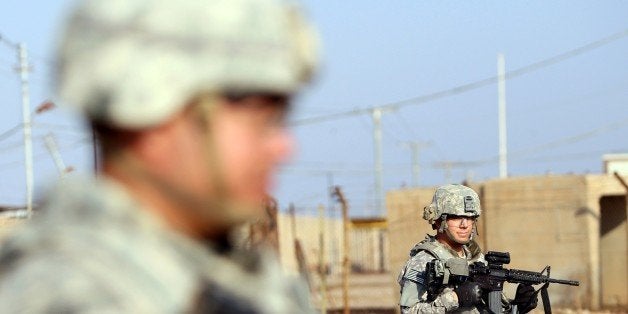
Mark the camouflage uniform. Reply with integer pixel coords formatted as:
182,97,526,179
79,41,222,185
0,177,312,313
398,184,511,313
398,235,487,314
0,0,318,312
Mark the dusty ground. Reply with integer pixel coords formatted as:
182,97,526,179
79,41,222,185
309,273,626,314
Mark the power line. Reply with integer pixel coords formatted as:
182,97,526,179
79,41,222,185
391,111,419,140
286,113,628,174
281,166,373,176
515,149,626,165
0,33,18,49
0,140,25,153
293,28,628,126
0,124,22,142
0,116,87,146
432,114,628,169
0,137,89,172
510,116,628,159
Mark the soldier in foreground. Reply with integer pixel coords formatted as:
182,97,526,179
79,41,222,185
0,0,318,312
397,184,538,313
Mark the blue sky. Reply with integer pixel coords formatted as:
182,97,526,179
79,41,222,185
1,1,627,217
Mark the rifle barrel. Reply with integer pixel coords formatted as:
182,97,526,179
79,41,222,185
508,269,579,286
548,278,579,286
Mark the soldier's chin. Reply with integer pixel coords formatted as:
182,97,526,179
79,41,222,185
195,199,265,235
454,235,472,245
445,230,471,245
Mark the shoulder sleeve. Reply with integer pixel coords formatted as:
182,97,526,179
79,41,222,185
0,251,162,313
398,251,459,313
0,258,115,312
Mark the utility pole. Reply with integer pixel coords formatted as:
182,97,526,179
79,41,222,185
332,186,350,314
290,203,312,291
19,43,34,216
44,134,72,177
497,53,508,179
327,172,337,275
433,161,454,183
372,108,384,216
317,204,327,314
1,36,35,217
399,141,432,187
1,35,34,216
37,102,73,178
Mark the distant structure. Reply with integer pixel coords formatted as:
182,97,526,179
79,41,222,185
388,153,628,311
603,153,628,175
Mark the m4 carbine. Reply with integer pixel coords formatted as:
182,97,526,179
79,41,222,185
426,251,579,314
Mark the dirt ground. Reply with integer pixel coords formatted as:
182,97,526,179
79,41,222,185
310,273,627,314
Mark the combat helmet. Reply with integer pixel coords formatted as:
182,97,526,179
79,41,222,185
422,184,481,225
55,0,319,129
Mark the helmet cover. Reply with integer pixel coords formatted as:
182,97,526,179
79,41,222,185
423,184,481,225
55,0,320,128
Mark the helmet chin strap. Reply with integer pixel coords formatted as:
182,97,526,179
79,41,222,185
195,96,267,227
438,214,448,233
110,95,259,240
192,95,262,228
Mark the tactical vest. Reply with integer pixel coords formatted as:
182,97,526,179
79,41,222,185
409,235,483,263
403,236,489,314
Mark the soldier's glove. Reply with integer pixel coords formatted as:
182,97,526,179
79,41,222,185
454,281,482,307
512,284,538,313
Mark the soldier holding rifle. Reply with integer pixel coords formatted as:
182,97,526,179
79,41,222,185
397,184,539,313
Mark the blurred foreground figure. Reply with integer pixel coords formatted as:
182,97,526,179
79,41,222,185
0,0,318,312
397,184,538,313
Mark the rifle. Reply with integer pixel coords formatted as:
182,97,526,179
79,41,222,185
425,251,579,314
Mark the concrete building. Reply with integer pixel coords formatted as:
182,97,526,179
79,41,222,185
387,173,627,311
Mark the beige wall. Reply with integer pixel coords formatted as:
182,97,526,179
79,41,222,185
585,174,627,309
277,213,389,276
277,213,344,276
481,175,590,307
386,188,435,308
387,174,628,311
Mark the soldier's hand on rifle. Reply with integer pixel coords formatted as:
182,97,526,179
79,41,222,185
512,284,538,313
454,281,482,307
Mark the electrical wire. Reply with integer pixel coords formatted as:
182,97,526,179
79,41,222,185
293,28,628,126
0,136,90,172
0,33,18,49
0,124,22,142
430,115,628,169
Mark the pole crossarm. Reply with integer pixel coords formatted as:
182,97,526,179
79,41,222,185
0,32,34,216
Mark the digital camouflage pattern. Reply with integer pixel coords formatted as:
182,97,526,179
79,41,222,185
423,184,481,225
398,235,487,314
0,177,313,313
57,0,319,129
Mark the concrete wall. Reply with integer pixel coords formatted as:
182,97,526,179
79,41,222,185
276,213,344,277
481,175,589,307
386,187,436,308
387,174,628,311
276,213,389,276
585,174,627,309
